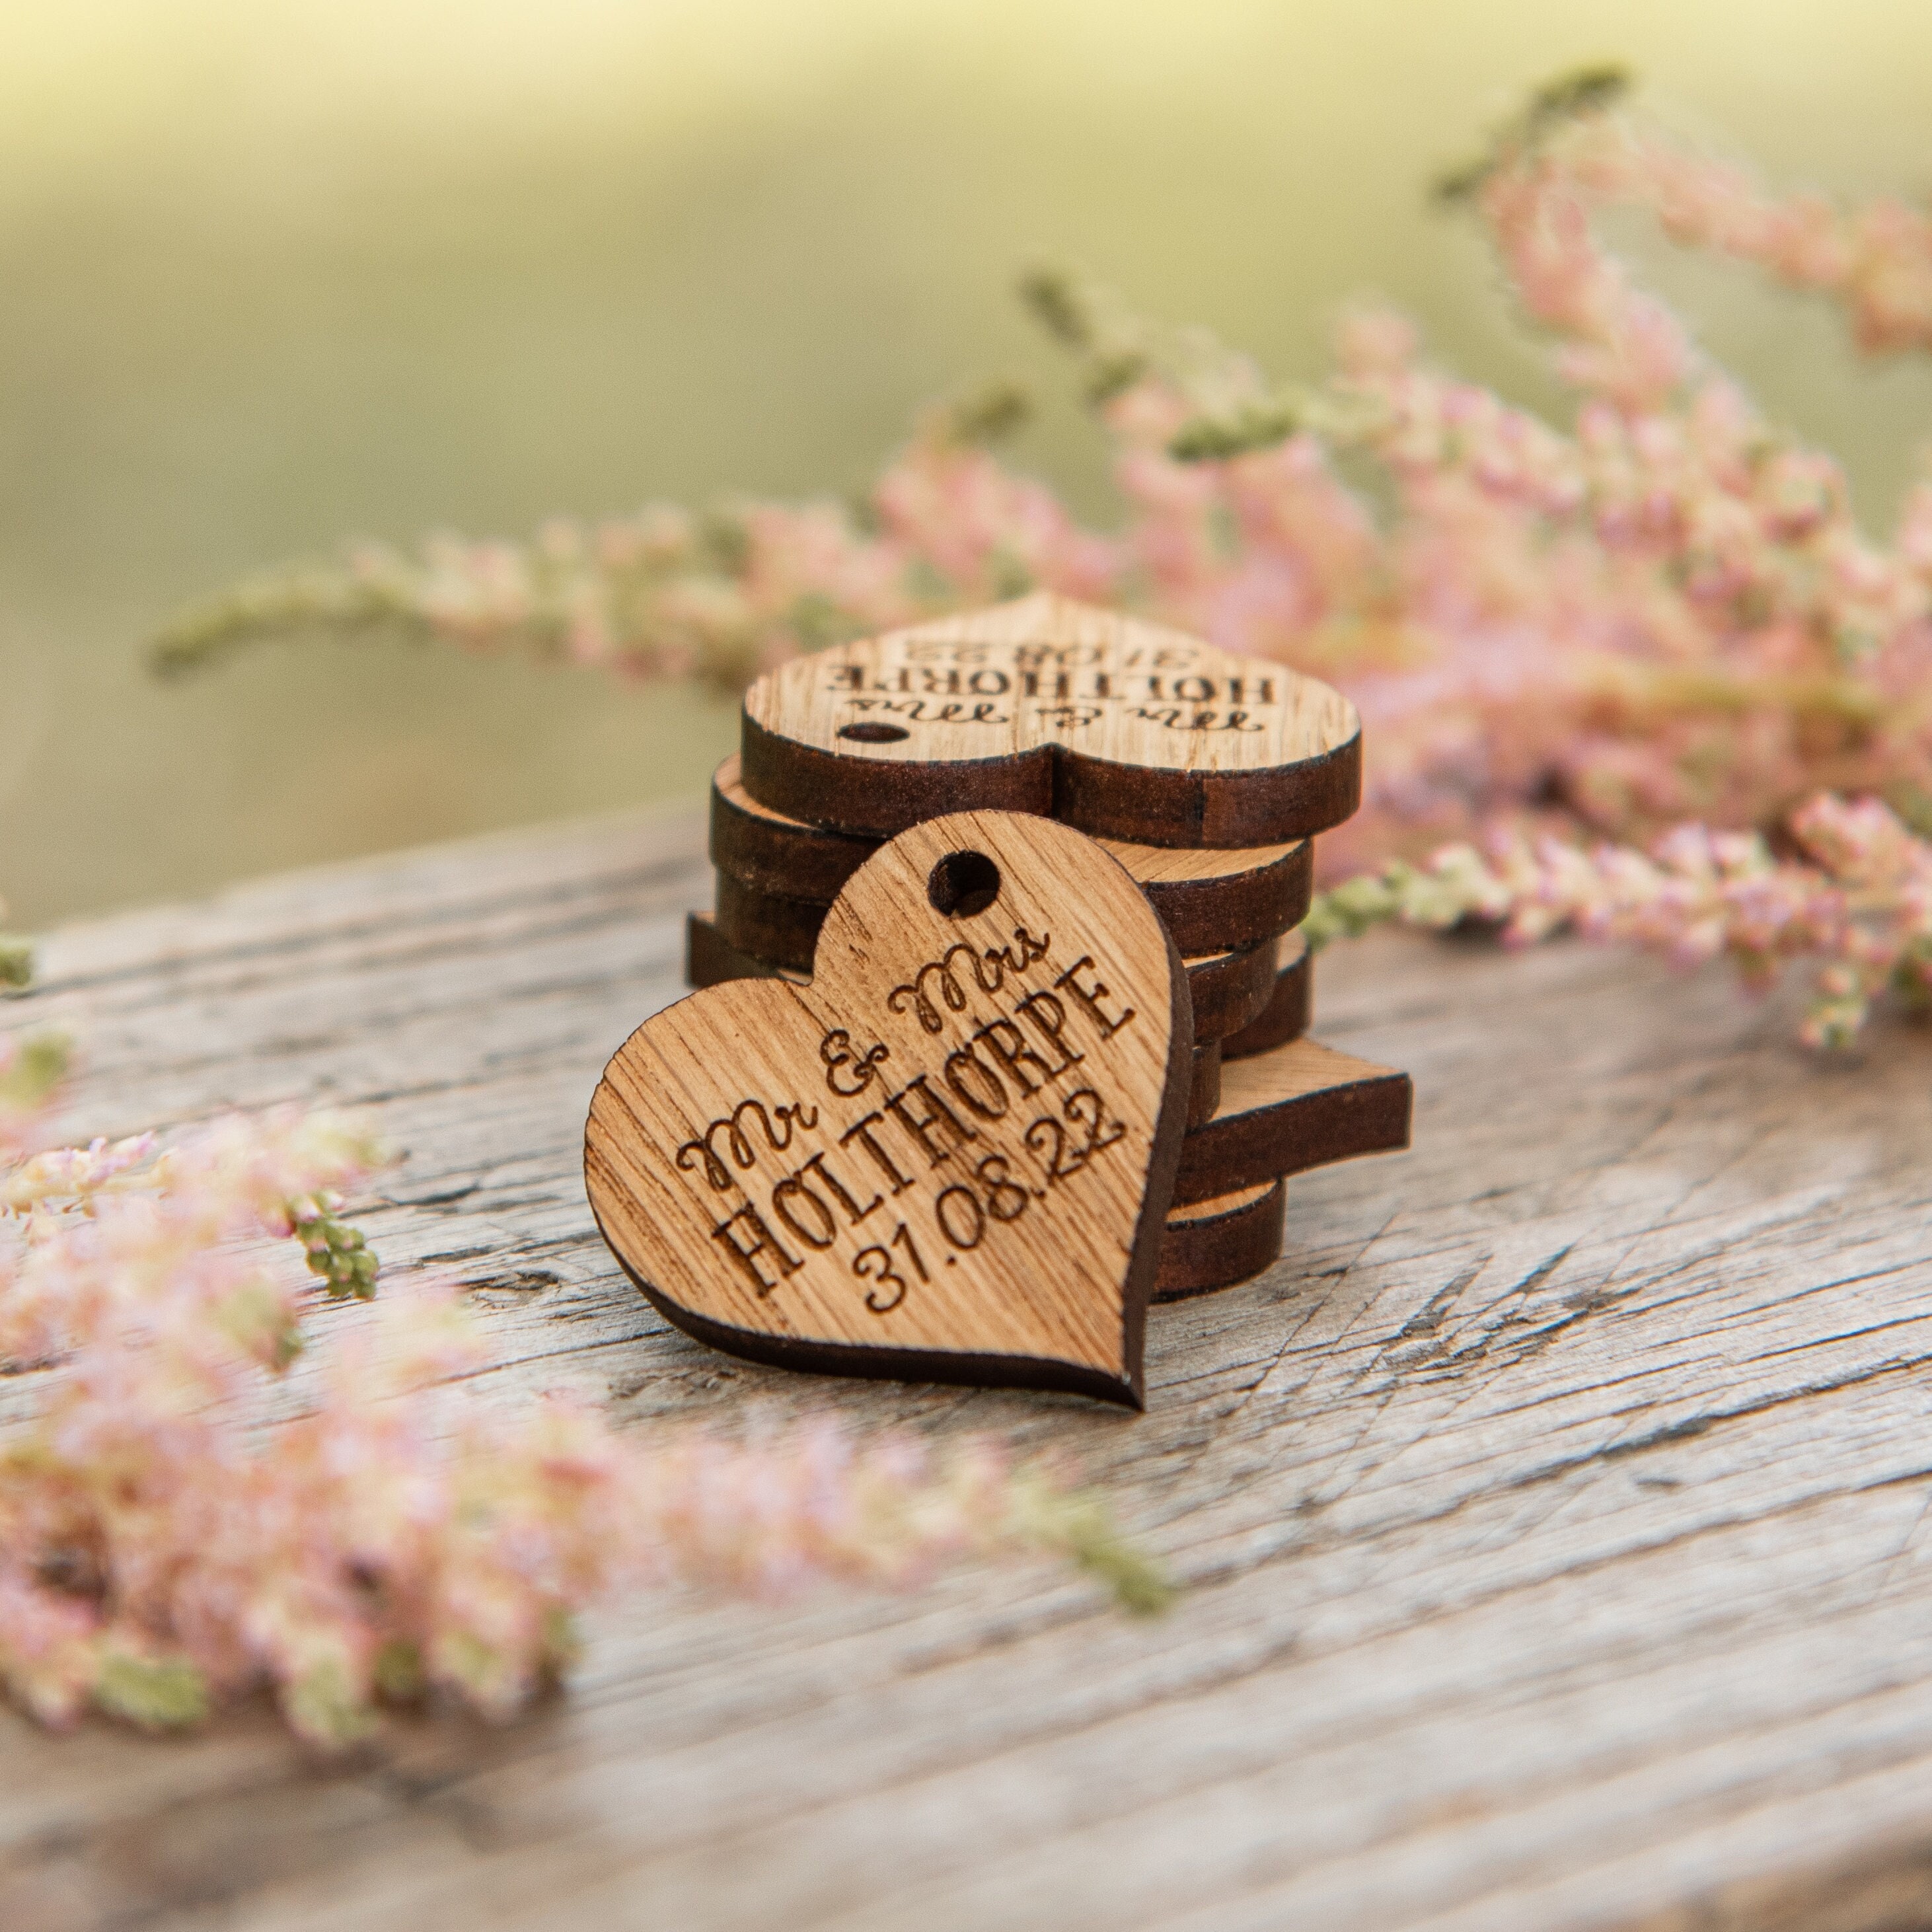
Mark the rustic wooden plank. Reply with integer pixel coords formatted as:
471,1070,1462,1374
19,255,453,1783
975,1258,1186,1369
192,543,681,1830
3,805,1931,1931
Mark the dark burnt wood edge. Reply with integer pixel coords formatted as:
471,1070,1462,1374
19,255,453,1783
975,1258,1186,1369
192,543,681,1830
714,789,1312,959
1187,934,1282,1039
1115,918,1199,1404
740,710,1056,838
722,737,1314,958
743,706,1360,850
597,1243,1147,1408
1198,733,1362,846
718,846,1321,966
710,761,880,902
1171,1065,1413,1207
1186,1041,1223,1130
685,911,791,989
1222,946,1314,1060
1051,730,1364,848
1152,1177,1286,1303
712,874,823,973
1144,838,1315,957
711,840,1312,963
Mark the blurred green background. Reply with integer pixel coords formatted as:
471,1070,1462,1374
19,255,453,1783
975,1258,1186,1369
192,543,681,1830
5,0,1931,926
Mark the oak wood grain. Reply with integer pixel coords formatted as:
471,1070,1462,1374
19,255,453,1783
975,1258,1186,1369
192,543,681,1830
687,910,1221,1129
4,805,1931,1932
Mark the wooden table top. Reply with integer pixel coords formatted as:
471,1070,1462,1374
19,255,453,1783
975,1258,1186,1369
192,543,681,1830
5,807,1931,1932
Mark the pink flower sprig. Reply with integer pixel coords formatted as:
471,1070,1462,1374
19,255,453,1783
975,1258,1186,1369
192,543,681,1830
147,1109,386,1300
143,75,1932,1039
147,395,1119,698
1436,63,1932,362
0,1095,1165,1749
1547,91,1932,360
1,1130,155,1212
1306,792,1932,1049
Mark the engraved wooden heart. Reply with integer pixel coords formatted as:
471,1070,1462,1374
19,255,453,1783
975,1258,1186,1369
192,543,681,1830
585,811,1194,1407
740,591,1361,846
707,753,1314,956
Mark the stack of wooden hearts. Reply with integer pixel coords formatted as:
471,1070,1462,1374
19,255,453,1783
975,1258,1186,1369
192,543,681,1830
681,592,1410,1304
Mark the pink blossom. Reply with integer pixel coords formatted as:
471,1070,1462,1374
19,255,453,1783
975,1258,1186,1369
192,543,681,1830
146,77,1932,1045
0,1097,1164,1749
1555,112,1932,356
1306,792,1931,1047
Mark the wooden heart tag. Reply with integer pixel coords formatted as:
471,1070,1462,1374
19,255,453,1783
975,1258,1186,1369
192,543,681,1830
585,811,1194,1407
741,591,1361,847
708,754,1314,957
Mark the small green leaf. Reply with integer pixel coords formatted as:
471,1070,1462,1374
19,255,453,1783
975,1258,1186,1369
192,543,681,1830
283,1656,379,1749
94,1651,209,1731
540,1607,582,1673
0,1032,71,1107
1011,1477,1176,1616
0,936,32,990
291,1201,379,1299
1085,349,1151,406
1168,401,1300,464
1018,266,1096,350
373,1639,426,1703
946,380,1033,447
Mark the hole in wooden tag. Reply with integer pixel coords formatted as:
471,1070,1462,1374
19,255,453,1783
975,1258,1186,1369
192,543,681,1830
926,850,1002,918
838,722,910,744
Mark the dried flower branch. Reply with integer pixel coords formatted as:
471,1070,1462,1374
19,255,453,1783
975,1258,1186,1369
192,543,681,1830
0,1080,1166,1749
149,398,1128,694
1306,792,1932,1048
149,73,1932,1049
1439,65,1932,357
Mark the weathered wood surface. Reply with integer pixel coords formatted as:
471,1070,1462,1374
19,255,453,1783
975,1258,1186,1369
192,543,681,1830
5,805,1932,1932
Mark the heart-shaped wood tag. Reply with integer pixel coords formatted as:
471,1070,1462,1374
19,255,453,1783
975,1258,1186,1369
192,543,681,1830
741,591,1361,847
708,754,1314,957
585,811,1194,1407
